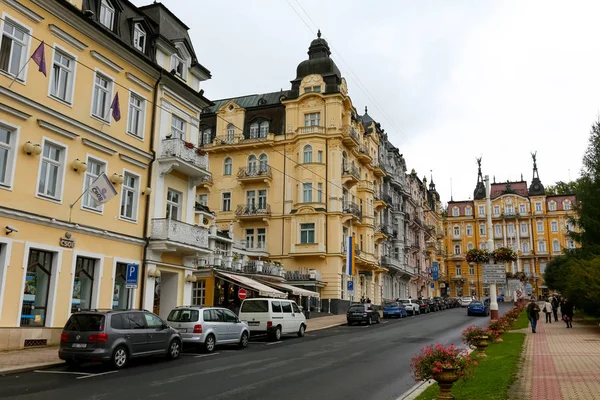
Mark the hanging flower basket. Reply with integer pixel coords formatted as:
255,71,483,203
491,247,517,263
184,141,195,149
465,249,490,263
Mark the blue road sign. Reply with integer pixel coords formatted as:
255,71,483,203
432,262,439,272
126,263,139,288
431,283,435,289
347,281,354,291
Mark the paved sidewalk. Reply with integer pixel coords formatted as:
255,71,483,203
510,317,600,400
306,313,347,332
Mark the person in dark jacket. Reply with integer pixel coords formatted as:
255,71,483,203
526,299,541,333
551,296,560,322
561,298,574,328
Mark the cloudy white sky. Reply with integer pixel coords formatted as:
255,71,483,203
136,0,597,203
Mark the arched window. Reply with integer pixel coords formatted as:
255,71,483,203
247,155,257,173
454,245,461,255
342,151,348,169
202,128,212,145
226,124,235,142
259,121,269,137
223,157,232,175
249,122,259,138
303,145,312,163
452,207,459,216
259,154,268,171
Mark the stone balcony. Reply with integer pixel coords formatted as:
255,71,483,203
341,163,360,187
237,166,273,187
235,204,271,223
150,218,210,254
297,125,325,135
341,125,360,147
158,138,210,181
342,201,362,221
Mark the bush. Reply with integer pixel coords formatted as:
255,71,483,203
462,325,489,348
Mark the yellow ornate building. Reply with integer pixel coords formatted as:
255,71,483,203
441,158,577,299
0,0,211,348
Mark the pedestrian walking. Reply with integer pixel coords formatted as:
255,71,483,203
561,298,574,328
526,299,540,333
551,296,559,322
542,299,553,323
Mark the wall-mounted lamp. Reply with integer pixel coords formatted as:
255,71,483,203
148,268,162,278
72,159,88,173
23,141,42,156
143,187,152,196
5,225,18,235
185,275,197,283
110,173,125,185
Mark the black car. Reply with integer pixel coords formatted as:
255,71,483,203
433,297,446,310
347,304,381,325
416,300,429,314
424,298,438,312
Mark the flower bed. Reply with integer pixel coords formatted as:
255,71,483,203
410,343,476,382
462,325,489,348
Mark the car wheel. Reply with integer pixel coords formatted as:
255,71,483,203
111,346,128,370
167,339,181,360
239,331,249,348
298,324,306,338
204,334,216,353
269,326,282,341
376,315,380,324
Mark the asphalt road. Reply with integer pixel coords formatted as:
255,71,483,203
0,303,512,400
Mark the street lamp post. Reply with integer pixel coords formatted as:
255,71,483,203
485,175,499,320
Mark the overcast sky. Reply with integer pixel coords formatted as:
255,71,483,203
135,0,597,204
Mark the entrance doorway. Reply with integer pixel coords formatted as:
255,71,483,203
153,271,178,320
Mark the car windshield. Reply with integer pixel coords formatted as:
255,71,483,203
64,314,105,332
384,302,399,307
240,300,269,312
471,301,483,306
167,309,199,322
348,305,365,311
399,300,410,304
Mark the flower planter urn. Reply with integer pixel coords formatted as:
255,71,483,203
474,336,489,358
433,367,460,400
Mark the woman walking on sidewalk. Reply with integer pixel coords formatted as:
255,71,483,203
551,296,560,322
543,299,553,323
526,299,541,333
561,298,574,328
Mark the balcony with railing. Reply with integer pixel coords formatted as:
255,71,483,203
195,175,213,190
204,134,244,147
235,204,271,220
341,163,360,187
342,125,360,147
158,138,210,179
243,260,285,278
297,125,325,135
237,166,273,187
233,239,268,256
371,158,386,178
285,268,323,282
358,181,375,194
374,223,390,242
150,218,210,254
356,143,372,163
342,201,362,221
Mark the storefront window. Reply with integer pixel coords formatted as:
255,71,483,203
113,263,130,310
192,280,206,306
72,256,96,313
21,249,54,327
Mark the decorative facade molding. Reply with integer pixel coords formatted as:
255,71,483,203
90,50,124,73
126,72,152,92
119,154,148,169
37,119,79,140
48,24,87,51
162,85,202,115
0,103,30,120
2,0,44,23
82,138,117,155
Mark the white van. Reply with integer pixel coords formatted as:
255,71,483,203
238,298,307,341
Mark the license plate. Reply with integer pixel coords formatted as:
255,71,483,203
354,313,363,316
178,328,187,333
248,321,259,326
72,343,87,348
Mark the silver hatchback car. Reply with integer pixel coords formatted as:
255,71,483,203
166,306,250,353
59,310,182,369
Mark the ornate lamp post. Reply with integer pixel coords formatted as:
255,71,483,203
485,175,499,320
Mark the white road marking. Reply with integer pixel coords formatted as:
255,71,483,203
194,352,220,358
363,325,370,328
33,370,91,376
265,341,282,346
76,370,118,379
382,321,389,324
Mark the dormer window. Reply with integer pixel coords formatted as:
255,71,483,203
170,53,186,80
133,23,146,52
99,0,115,30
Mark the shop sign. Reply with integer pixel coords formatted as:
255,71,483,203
59,232,75,248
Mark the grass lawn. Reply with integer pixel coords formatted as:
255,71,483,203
415,332,526,400
511,310,529,330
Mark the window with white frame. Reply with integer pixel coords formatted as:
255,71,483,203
549,201,556,211
245,228,254,248
247,155,257,173
0,126,16,187
226,124,235,142
453,226,460,236
91,72,113,121
246,190,256,207
99,0,115,29
170,53,186,79
317,183,323,203
0,18,29,78
553,240,560,253
465,207,472,216
466,225,473,236
479,223,486,235
120,172,139,220
505,205,514,215
564,200,571,210
551,220,558,232
249,122,259,138
478,205,485,216
455,264,462,276
37,141,65,200
304,113,320,126
469,264,475,275
452,207,459,216
192,280,206,306
480,242,487,250
50,50,75,103
259,121,269,137
536,221,544,233
166,189,182,220
171,115,185,140
523,242,530,253
197,194,208,206
258,189,267,209
303,145,312,163
127,93,145,138
535,202,542,212
202,129,211,145
133,23,146,52
82,158,106,211
259,154,268,171
300,223,315,244
507,223,514,235
494,224,502,236
454,244,461,255
303,183,313,202
519,203,527,214
223,157,232,175
493,205,500,216
222,192,231,211
521,222,528,234
468,242,474,250
257,228,266,248
538,240,546,253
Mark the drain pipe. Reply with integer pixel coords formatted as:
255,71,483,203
139,71,163,310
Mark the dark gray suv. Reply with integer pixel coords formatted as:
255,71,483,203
59,310,182,369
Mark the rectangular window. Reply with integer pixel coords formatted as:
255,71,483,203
50,50,75,103
317,183,323,203
258,189,267,209
198,194,208,206
520,204,527,214
495,225,502,236
192,280,206,306
113,263,130,309
0,126,16,187
246,190,256,207
72,256,96,313
455,265,461,276
465,207,472,216
171,115,186,140
507,223,514,235
505,205,514,215
524,263,530,276
493,205,500,216
553,241,560,253
0,19,29,78
453,226,460,236
99,0,115,29
257,228,266,249
166,189,182,220
478,205,485,216
91,72,113,121
538,241,546,252
133,23,146,52
222,192,231,211
521,222,528,234
466,225,473,236
551,221,558,232
469,264,475,275
317,150,323,163
300,223,315,244
82,158,106,211
120,172,139,220
21,249,54,327
303,183,312,202
37,141,65,200
479,224,486,235
536,221,544,233
535,202,542,212
549,202,556,211
127,93,145,138
304,113,320,126
523,242,530,253
245,229,254,248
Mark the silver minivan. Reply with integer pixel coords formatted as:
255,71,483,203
166,306,250,353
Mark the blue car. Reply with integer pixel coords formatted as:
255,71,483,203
383,302,408,319
467,301,490,316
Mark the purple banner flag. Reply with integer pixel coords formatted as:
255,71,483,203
111,92,121,122
31,42,46,76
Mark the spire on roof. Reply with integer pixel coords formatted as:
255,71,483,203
365,106,368,113
317,29,321,38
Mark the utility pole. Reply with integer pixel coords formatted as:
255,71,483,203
485,175,499,320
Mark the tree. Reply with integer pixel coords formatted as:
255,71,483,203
543,255,572,294
545,180,580,195
564,256,600,317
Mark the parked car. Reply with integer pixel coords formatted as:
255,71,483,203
399,299,420,315
433,297,446,310
424,298,439,312
347,303,381,325
59,310,181,369
166,306,249,353
449,298,461,308
459,297,473,307
238,298,306,341
467,301,490,316
484,295,505,303
416,299,429,314
383,301,408,318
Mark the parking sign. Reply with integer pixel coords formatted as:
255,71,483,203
126,263,139,289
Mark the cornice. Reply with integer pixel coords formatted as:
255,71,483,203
90,50,123,73
82,138,117,155
37,119,79,140
49,24,87,51
0,103,30,120
2,0,44,23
